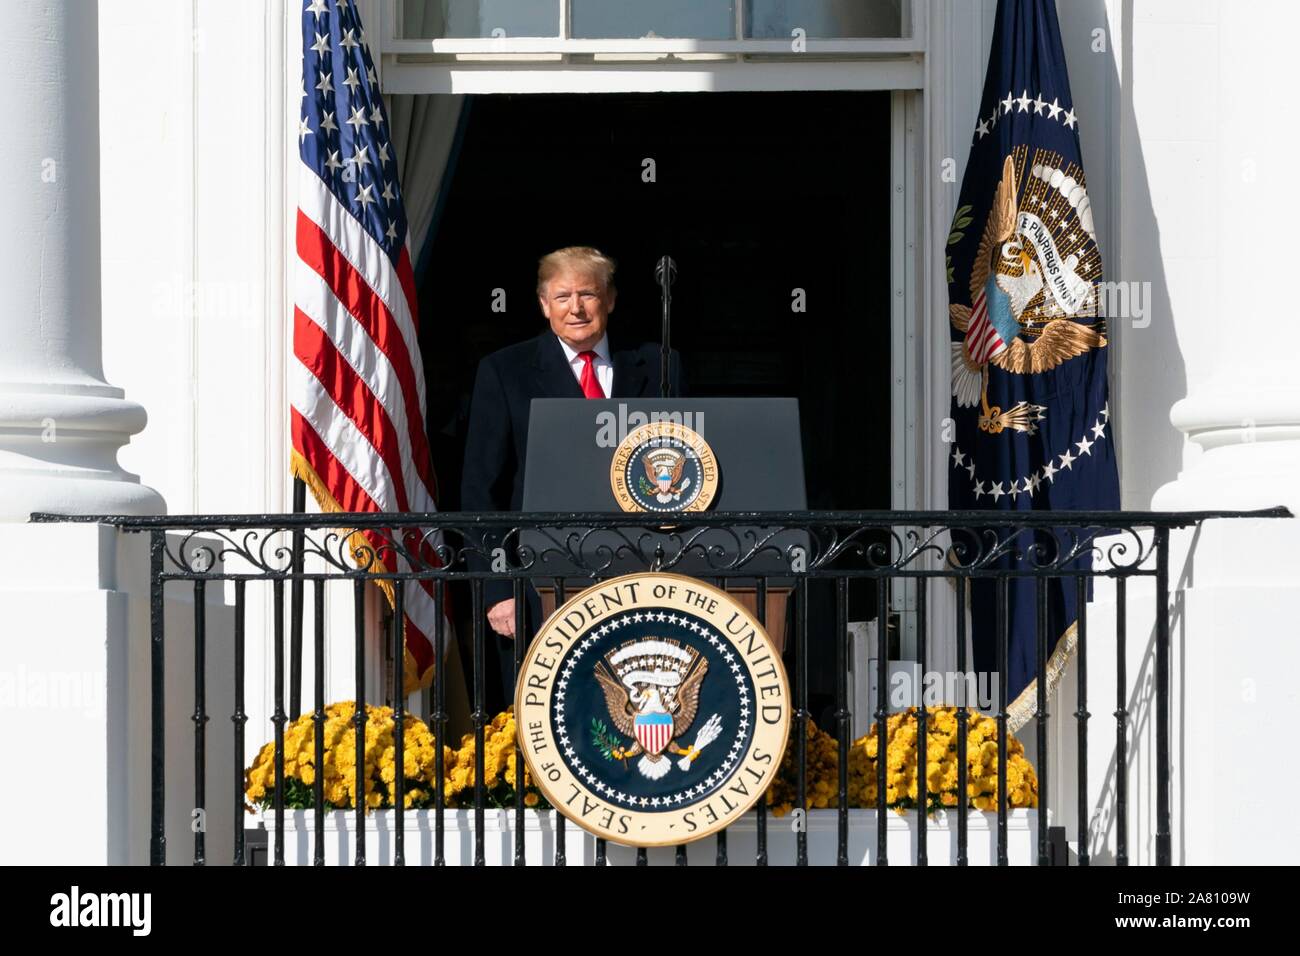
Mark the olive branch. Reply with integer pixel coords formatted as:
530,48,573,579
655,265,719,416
591,719,625,761
946,203,974,285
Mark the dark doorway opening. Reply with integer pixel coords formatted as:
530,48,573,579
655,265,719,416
418,90,894,720
420,89,892,512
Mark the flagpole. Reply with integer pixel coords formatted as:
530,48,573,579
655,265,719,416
289,476,306,719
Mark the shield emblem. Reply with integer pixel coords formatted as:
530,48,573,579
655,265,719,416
634,712,674,757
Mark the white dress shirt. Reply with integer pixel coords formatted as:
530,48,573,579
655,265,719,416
556,334,613,398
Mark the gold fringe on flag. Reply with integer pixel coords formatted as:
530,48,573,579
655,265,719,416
1006,620,1078,734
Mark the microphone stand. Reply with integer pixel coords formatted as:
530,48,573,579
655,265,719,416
655,255,677,398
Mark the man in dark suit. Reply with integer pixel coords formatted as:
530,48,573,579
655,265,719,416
461,246,684,709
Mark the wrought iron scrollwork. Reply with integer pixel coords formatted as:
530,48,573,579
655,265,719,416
150,513,1161,579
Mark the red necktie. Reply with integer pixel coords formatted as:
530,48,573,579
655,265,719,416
578,350,605,399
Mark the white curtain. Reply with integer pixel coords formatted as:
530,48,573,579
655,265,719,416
387,1,467,262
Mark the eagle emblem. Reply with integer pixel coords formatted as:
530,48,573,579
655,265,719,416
592,638,723,781
637,448,691,504
610,422,717,514
950,150,1108,435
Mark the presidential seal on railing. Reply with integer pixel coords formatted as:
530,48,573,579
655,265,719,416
515,572,789,847
609,421,719,513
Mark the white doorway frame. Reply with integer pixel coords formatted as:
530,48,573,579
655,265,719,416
341,0,999,674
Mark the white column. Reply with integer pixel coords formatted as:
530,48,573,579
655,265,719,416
0,0,163,519
1148,1,1300,515
1094,0,1300,865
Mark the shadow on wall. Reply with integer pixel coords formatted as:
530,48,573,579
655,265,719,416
1059,0,1188,507
1082,567,1172,866
1071,525,1196,866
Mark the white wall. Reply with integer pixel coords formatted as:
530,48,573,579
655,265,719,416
101,2,287,515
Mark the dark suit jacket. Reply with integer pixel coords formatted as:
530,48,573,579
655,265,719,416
462,331,685,513
461,330,686,606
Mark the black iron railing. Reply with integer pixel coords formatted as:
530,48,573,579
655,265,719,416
33,507,1291,866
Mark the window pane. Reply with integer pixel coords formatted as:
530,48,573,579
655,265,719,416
745,0,905,39
571,1,736,40
407,0,560,39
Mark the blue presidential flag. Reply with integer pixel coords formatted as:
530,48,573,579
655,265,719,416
946,0,1119,730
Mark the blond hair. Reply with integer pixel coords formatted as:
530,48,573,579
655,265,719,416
536,246,616,296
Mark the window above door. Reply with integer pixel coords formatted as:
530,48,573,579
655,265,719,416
380,0,918,56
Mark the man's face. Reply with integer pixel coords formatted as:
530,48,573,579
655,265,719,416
539,266,615,352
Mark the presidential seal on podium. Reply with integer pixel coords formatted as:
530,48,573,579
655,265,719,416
609,420,719,513
515,572,790,847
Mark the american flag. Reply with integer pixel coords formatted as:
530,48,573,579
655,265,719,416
292,0,440,691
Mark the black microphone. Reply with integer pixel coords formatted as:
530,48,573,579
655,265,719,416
655,256,676,398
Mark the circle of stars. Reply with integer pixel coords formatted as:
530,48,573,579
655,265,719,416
974,89,1079,145
553,609,754,812
951,403,1111,503
623,437,705,514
